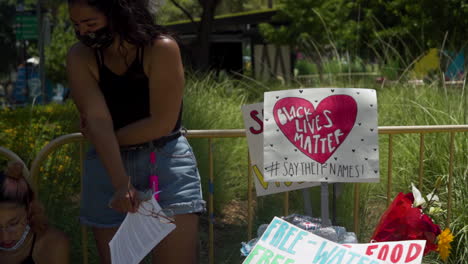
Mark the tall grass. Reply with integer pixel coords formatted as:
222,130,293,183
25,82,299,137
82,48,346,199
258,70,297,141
354,82,465,264
182,72,249,210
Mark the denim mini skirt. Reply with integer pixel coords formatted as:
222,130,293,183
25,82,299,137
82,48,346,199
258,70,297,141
80,136,206,227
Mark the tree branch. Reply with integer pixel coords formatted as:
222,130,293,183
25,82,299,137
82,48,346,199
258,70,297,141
169,0,197,25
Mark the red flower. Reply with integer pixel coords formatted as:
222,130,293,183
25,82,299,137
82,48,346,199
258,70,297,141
371,192,441,255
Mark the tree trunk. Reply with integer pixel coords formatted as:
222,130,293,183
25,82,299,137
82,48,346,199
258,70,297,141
195,0,220,70
268,0,273,8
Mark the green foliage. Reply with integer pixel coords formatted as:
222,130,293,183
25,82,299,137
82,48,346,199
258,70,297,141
156,0,202,24
379,58,401,80
157,0,272,24
182,73,249,210
44,4,76,84
0,102,79,163
260,0,468,67
215,0,270,16
215,0,245,15
321,58,365,74
295,59,318,75
260,0,356,49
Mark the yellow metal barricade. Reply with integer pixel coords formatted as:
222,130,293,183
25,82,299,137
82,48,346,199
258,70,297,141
0,147,30,178
1,124,463,264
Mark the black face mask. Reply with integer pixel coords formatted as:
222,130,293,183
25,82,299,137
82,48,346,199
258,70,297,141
75,26,114,49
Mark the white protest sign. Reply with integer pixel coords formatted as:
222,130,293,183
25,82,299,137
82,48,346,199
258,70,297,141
343,241,426,264
263,88,379,182
242,103,319,196
243,217,386,264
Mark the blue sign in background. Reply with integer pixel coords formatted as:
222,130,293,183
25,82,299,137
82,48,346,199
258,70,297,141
445,50,464,81
13,64,53,104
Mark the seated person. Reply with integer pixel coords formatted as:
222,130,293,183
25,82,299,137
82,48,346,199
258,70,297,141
0,161,69,264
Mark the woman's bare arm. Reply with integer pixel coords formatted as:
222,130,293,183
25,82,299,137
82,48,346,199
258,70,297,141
66,43,129,190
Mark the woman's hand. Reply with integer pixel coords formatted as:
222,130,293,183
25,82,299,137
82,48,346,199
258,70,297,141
109,184,141,213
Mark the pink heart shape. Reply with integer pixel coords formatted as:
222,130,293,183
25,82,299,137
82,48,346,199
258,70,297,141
273,95,357,163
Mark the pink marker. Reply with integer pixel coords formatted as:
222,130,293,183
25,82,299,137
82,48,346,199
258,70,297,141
149,152,160,201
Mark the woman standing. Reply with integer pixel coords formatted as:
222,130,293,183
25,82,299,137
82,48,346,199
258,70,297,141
66,0,205,263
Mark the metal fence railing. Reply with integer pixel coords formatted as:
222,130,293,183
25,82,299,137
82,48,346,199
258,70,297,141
1,125,467,264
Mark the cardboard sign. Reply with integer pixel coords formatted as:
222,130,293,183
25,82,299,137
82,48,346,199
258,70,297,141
242,103,319,196
263,88,379,182
343,241,426,264
243,217,385,264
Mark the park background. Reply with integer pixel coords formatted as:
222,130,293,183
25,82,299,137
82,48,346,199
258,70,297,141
0,0,467,263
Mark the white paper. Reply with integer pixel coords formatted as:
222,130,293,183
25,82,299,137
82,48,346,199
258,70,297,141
343,241,426,264
263,88,380,182
241,103,319,196
109,196,176,264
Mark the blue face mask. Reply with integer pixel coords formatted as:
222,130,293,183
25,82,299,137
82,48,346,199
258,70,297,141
0,225,30,251
75,26,114,49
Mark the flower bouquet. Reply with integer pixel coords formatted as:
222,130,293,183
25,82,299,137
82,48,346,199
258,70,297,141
371,182,454,262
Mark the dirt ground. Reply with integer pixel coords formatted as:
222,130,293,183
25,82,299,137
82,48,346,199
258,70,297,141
200,200,253,264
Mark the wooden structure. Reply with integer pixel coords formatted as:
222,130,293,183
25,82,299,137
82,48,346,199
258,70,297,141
165,9,293,81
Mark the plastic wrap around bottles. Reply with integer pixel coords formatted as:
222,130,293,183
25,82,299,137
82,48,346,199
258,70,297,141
240,214,358,257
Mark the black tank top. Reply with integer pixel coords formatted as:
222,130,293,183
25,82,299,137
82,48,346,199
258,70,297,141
95,47,182,132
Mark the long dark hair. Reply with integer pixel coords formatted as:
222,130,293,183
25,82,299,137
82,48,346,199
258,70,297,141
68,0,169,47
1,162,47,234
